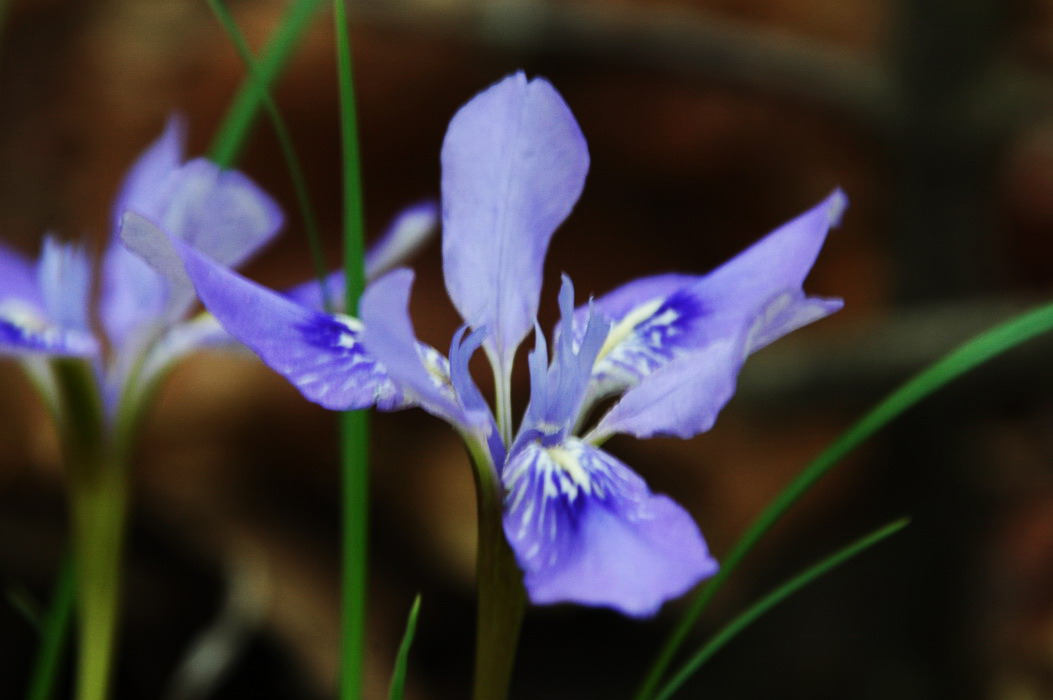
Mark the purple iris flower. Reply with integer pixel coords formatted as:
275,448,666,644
0,117,435,419
130,73,845,617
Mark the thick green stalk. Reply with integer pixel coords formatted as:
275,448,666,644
52,360,130,700
333,2,370,697
635,298,1053,699
468,441,525,700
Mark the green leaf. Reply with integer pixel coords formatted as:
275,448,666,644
26,555,75,700
388,595,422,700
209,0,326,169
206,0,331,310
636,298,1053,699
652,518,909,700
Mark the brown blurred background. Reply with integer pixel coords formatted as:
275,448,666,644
2,0,1053,698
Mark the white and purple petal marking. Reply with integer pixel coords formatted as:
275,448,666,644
502,438,718,617
0,299,98,356
589,286,709,395
177,241,400,411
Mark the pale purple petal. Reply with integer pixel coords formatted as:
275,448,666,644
575,191,845,398
518,276,608,447
179,242,399,411
102,117,187,345
118,212,194,321
0,240,43,306
502,438,717,617
0,314,98,356
151,158,283,268
101,240,167,347
360,269,478,429
111,114,185,230
38,236,93,333
0,238,99,357
283,202,438,313
108,159,284,343
591,335,745,440
283,269,344,312
364,200,438,282
441,72,589,370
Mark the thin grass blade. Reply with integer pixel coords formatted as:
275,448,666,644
209,0,326,169
388,595,422,700
636,298,1053,700
206,0,331,310
26,555,75,700
653,518,909,700
333,2,370,698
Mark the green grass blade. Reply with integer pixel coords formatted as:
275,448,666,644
334,2,370,698
388,595,422,700
209,0,326,169
206,0,331,310
26,555,75,700
636,298,1053,700
652,518,909,700
7,586,43,630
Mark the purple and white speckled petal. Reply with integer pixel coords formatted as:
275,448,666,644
502,438,717,617
179,242,400,411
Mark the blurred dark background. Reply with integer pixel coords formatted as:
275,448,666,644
2,0,1053,698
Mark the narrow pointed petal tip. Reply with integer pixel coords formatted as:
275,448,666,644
441,72,589,368
503,439,717,617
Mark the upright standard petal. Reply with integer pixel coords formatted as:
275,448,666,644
441,72,589,369
502,438,717,617
111,115,185,229
178,241,398,411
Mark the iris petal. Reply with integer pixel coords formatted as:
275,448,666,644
441,72,589,371
179,242,399,411
360,269,490,433
502,438,717,617
0,240,44,306
577,190,845,408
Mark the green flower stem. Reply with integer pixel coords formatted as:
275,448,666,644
467,440,525,700
333,2,370,697
52,360,131,700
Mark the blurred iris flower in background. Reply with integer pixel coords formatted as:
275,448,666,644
129,72,844,617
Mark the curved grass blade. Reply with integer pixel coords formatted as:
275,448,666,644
636,298,1053,700
206,0,331,310
26,554,75,700
209,0,326,169
652,518,909,700
388,595,422,700
334,2,370,698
